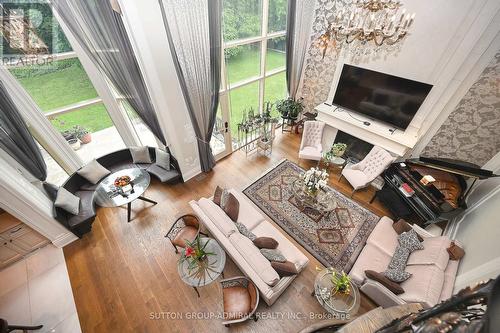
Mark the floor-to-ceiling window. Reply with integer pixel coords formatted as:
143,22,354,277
1,1,158,183
211,0,287,154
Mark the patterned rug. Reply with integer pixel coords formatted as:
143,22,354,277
243,160,380,272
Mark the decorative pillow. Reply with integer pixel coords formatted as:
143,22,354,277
447,241,465,260
223,193,239,222
54,188,80,215
213,186,229,207
260,248,287,263
393,219,423,242
235,222,256,241
271,261,298,277
155,148,171,170
365,270,404,295
77,159,110,184
384,229,423,283
253,237,279,249
130,146,152,163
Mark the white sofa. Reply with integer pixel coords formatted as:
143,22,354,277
349,216,461,308
189,189,309,306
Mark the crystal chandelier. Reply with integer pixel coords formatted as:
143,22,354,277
319,0,415,58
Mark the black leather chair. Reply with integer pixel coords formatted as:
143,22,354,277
47,147,182,238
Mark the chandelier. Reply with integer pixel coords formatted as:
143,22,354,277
319,0,415,58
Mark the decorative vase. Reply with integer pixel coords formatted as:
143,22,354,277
80,133,92,144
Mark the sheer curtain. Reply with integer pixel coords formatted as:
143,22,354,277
51,0,167,145
286,0,316,99
159,0,222,172
0,80,47,181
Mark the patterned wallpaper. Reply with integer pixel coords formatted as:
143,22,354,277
422,52,500,166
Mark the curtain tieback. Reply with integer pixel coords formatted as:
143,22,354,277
196,137,210,145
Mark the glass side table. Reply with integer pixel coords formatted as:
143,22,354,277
177,237,226,297
313,267,360,318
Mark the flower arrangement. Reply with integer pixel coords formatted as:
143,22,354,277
331,270,351,295
180,236,215,272
301,167,329,196
114,175,131,187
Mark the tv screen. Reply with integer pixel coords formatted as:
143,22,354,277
332,65,433,130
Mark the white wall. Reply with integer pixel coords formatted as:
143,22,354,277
326,0,500,141
451,188,500,291
119,0,201,180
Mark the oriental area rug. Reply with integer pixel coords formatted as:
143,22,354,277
243,160,380,272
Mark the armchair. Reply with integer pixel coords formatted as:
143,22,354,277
339,146,395,197
164,214,205,253
298,121,325,162
221,276,259,327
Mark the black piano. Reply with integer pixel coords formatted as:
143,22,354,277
379,157,499,226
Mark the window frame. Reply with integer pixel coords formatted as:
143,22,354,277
220,0,287,116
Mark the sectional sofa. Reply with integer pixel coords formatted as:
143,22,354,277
47,147,182,238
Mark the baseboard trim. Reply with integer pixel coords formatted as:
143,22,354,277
454,257,500,291
52,231,78,248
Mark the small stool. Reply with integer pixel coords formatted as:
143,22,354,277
369,176,385,203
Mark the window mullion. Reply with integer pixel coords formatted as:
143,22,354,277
260,0,270,114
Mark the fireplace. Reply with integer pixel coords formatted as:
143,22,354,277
333,131,373,161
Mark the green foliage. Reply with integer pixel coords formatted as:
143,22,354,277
331,271,351,294
276,97,304,119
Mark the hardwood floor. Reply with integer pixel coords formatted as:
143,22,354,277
63,132,392,333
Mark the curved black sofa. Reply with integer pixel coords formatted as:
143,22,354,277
53,147,182,238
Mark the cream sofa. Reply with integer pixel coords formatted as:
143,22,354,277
349,216,461,308
189,189,309,306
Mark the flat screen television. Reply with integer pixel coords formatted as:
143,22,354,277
332,64,433,130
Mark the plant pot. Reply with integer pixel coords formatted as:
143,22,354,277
79,133,92,144
68,138,81,151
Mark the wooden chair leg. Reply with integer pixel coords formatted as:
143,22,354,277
225,324,230,327
369,191,377,204
350,189,356,198
173,244,179,254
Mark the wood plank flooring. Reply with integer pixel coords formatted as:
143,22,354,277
63,132,392,333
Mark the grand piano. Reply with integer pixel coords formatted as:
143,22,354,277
379,157,499,226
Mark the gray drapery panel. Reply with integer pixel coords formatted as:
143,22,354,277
159,0,222,172
0,80,47,181
286,0,316,99
52,0,166,145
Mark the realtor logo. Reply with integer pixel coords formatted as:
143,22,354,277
0,1,61,67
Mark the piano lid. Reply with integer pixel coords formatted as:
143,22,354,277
407,157,499,180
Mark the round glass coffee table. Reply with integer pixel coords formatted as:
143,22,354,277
177,237,226,297
313,267,360,318
95,167,157,222
291,179,337,217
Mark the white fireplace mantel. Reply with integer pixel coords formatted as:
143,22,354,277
315,103,420,156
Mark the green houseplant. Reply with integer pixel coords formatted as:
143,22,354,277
276,97,304,121
331,271,351,295
179,235,215,272
72,125,92,144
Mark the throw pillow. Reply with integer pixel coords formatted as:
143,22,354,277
253,237,279,249
223,193,239,222
365,270,405,295
155,148,171,170
77,159,111,184
130,146,152,163
447,241,465,260
393,219,423,242
260,248,287,263
235,222,256,241
54,188,80,215
213,186,229,207
384,229,423,283
271,261,298,278
42,182,59,201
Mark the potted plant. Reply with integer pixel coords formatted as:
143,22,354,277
72,125,92,144
179,236,215,272
276,97,304,122
60,130,80,150
331,271,351,295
